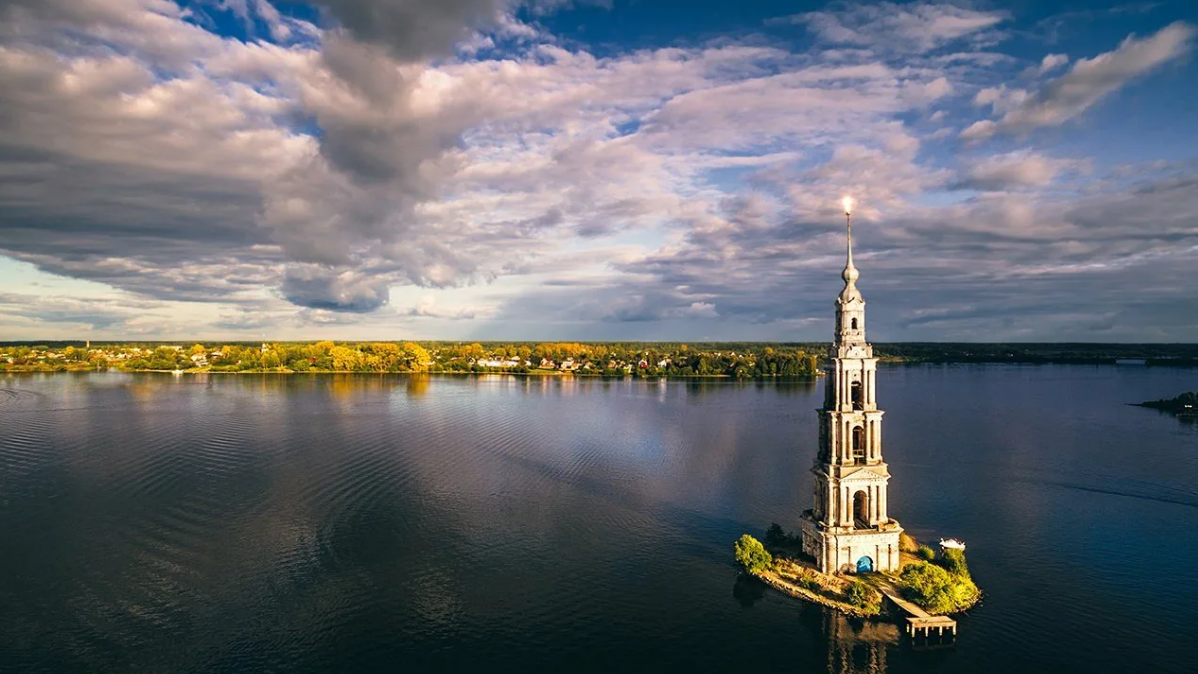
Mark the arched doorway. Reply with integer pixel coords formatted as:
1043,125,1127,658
852,426,865,464
856,555,874,573
850,381,862,410
853,490,870,529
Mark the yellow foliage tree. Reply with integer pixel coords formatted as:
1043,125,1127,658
330,346,362,371
401,342,430,371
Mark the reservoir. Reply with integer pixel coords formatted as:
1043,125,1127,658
1,365,1195,673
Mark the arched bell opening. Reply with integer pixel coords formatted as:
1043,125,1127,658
850,381,863,410
853,490,870,530
851,426,866,464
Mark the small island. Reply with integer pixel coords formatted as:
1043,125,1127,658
1135,391,1197,417
735,526,980,623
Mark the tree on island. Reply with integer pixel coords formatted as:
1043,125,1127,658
899,552,979,614
939,547,969,576
734,534,773,574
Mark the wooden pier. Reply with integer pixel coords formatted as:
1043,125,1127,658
876,582,957,643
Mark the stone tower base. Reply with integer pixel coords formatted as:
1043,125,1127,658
800,514,901,574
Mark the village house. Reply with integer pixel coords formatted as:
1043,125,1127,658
477,358,519,368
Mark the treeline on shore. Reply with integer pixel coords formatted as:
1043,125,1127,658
0,341,821,378
5,340,1198,376
872,342,1198,365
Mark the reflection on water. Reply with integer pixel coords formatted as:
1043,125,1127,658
735,574,899,674
732,573,767,608
808,608,900,674
406,374,430,398
1,368,1196,673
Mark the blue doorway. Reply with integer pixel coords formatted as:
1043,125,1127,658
856,556,874,573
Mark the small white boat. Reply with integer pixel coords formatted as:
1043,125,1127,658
172,369,184,375
939,538,966,550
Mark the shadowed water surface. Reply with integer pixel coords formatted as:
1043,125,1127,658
1,366,1196,672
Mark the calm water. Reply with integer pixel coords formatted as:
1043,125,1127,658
1,366,1196,673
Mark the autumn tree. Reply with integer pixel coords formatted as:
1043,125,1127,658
734,534,773,574
401,342,430,371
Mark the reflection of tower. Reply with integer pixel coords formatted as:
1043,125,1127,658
823,610,898,674
801,198,902,573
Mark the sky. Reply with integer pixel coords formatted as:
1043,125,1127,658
0,0,1196,343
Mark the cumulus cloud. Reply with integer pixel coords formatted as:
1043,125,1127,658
0,292,144,331
971,84,1028,111
1037,52,1069,74
405,296,488,320
963,22,1195,140
953,150,1083,191
782,2,1008,54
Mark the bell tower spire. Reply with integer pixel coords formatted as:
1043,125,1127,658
800,196,902,574
842,196,858,292
835,197,865,348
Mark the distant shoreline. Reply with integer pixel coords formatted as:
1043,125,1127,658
7,357,1198,376
879,357,1198,366
0,367,825,380
5,341,1198,376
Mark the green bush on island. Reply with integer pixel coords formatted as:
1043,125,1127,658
899,560,979,614
845,580,881,612
937,548,969,577
734,534,773,574
798,576,822,593
916,545,936,561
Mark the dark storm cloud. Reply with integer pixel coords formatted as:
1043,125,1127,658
308,35,475,186
280,265,392,313
0,0,504,313
313,0,504,61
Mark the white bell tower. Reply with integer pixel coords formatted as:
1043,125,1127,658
800,197,902,574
